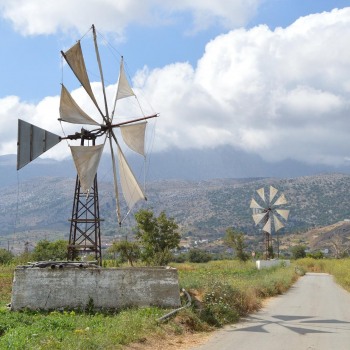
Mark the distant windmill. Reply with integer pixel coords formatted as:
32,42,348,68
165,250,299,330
250,186,289,258
17,25,158,264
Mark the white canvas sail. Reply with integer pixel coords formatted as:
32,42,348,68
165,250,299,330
276,209,290,221
256,187,265,202
117,143,145,209
63,42,99,110
70,144,104,193
263,217,272,234
274,193,288,206
116,58,135,101
120,121,147,156
273,214,285,232
252,212,267,225
59,85,99,125
269,186,278,203
250,198,263,209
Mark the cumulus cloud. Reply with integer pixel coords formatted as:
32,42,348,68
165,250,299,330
138,8,350,166
2,7,350,168
0,0,261,37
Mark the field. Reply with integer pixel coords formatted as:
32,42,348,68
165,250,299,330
0,260,328,349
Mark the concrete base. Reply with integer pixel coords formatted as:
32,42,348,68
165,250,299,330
256,259,290,270
11,266,181,311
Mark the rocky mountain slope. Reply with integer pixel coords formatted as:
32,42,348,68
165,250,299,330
1,173,350,254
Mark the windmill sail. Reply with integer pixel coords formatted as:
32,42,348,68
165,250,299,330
256,187,265,202
59,85,99,125
269,186,278,202
274,193,288,206
70,144,104,192
263,217,272,234
273,214,285,232
120,121,147,156
117,143,146,210
116,57,135,101
276,209,290,221
62,41,100,111
252,212,267,225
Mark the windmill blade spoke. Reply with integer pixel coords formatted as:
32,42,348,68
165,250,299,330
263,217,272,234
59,85,99,125
17,119,61,170
273,193,288,206
276,209,290,221
92,25,109,121
108,134,122,225
253,212,268,225
256,187,265,202
269,186,278,202
273,214,285,232
70,144,104,193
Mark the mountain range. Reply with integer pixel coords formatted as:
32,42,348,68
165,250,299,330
3,145,350,186
2,149,350,255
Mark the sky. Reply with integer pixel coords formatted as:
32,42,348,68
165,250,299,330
1,0,350,169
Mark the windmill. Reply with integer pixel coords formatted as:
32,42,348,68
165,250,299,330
17,25,158,265
250,186,289,259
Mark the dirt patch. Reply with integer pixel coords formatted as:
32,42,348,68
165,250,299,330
125,331,213,350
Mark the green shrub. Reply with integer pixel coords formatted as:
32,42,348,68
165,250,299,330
199,281,246,326
188,249,212,263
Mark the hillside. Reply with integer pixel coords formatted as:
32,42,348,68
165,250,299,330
1,173,350,254
280,220,350,257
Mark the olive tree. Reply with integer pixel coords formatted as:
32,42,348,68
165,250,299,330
224,227,249,262
108,240,140,266
31,239,68,261
134,209,180,266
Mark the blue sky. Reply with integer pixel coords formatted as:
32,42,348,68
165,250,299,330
1,0,348,101
1,0,350,167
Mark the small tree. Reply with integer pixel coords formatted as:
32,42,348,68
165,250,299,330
329,234,350,258
0,248,14,264
134,209,180,266
224,228,249,262
108,240,140,266
31,239,68,261
291,245,306,260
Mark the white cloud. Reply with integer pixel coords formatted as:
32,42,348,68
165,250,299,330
2,7,350,168
138,8,350,166
0,0,262,36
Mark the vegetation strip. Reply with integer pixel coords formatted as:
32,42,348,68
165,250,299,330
0,260,299,349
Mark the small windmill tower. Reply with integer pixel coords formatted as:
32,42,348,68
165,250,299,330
250,186,289,259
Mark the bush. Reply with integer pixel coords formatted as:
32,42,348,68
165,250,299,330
172,253,187,263
0,249,13,264
188,249,212,263
31,239,68,261
290,245,306,259
307,251,324,259
200,281,242,326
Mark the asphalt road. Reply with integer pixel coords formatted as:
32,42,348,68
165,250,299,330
190,273,350,350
